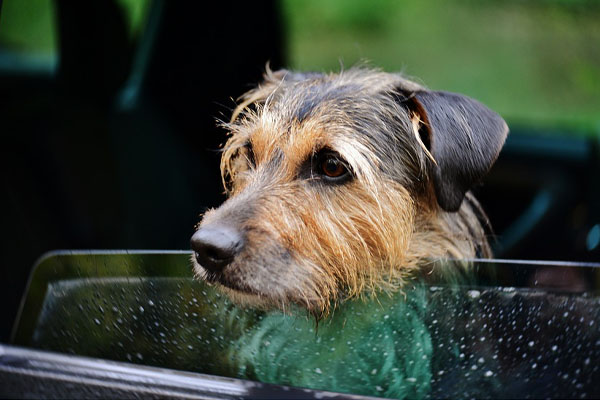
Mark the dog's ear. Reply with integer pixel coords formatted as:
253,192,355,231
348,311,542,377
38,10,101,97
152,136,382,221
404,90,508,212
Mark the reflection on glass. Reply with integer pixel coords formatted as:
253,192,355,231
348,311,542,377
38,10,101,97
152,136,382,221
13,252,600,399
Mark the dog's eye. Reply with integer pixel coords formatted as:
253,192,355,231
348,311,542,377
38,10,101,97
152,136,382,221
321,157,345,177
318,153,350,181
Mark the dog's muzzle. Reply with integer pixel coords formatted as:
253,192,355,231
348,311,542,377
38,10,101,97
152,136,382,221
191,225,243,273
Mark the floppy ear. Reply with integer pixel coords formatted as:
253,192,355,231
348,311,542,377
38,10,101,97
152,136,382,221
405,90,508,212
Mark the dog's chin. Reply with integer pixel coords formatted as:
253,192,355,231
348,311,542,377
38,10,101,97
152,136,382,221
194,263,274,302
219,286,284,311
212,278,294,312
193,263,325,315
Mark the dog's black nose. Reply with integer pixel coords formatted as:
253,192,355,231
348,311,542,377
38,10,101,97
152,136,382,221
191,225,243,273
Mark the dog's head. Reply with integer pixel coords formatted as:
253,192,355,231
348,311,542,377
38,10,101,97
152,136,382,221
191,67,508,316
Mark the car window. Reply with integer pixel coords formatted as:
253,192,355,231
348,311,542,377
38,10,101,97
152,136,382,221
281,0,600,136
13,252,600,399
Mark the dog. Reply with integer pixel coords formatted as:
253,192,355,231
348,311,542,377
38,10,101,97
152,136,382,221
191,66,508,318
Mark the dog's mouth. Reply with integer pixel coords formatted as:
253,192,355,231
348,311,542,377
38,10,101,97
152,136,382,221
192,253,328,315
202,268,262,296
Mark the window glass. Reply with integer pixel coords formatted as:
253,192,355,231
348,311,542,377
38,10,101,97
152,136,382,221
282,0,600,135
13,253,600,399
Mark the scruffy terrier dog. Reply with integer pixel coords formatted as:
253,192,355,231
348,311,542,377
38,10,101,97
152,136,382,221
191,67,508,317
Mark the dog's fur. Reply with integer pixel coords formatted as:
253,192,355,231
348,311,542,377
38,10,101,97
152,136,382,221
192,67,508,317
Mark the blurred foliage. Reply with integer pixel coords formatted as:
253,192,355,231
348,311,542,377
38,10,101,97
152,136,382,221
0,0,150,54
0,0,56,54
282,0,600,135
117,0,151,38
1,0,597,134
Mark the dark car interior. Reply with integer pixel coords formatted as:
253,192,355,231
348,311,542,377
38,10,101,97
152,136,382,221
1,0,286,342
1,0,599,369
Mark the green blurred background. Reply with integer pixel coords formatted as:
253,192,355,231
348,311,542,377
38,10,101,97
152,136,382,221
1,0,599,133
282,0,600,134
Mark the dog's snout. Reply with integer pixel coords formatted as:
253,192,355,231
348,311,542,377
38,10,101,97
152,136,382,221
191,225,243,273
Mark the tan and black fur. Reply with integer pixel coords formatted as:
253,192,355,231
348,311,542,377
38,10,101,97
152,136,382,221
191,67,508,317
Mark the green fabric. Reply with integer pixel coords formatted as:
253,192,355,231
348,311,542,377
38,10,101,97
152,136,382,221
230,283,433,399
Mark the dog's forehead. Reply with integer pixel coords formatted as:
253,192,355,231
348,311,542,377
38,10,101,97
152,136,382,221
289,81,363,123
249,119,339,170
233,69,425,184
282,74,391,121
251,78,387,157
250,116,367,174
